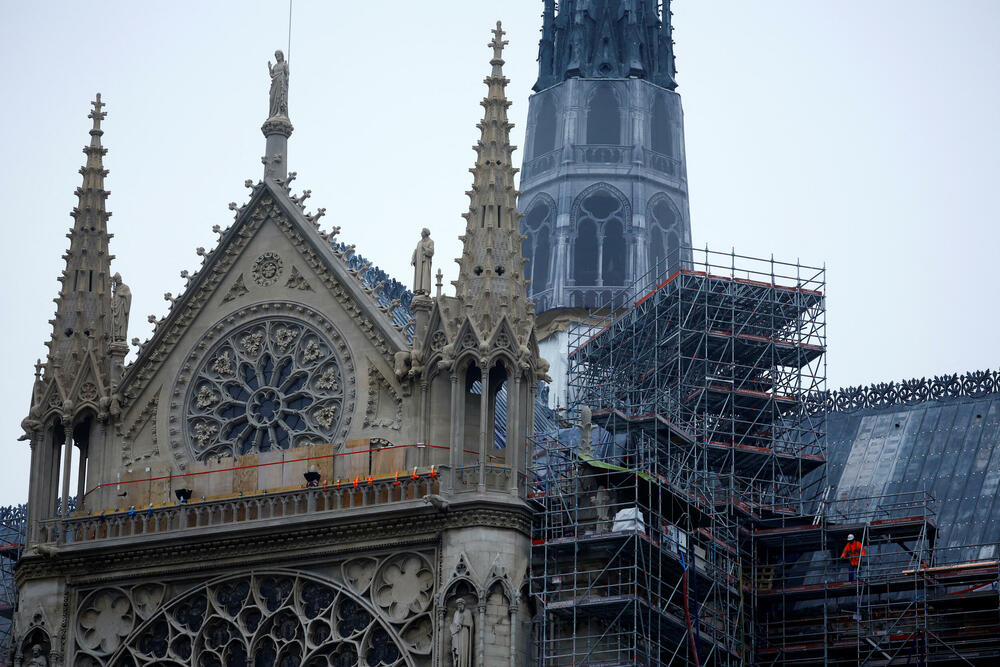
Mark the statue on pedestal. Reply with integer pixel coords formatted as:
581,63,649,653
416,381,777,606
110,273,132,342
268,50,289,118
412,228,434,295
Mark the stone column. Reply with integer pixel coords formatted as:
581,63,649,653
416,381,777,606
596,235,605,287
75,438,88,511
26,433,41,544
477,599,487,666
506,376,521,496
508,599,519,667
478,362,491,494
419,380,429,468
261,117,293,181
449,373,462,493
438,605,449,667
60,420,73,520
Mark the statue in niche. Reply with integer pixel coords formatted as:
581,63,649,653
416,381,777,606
268,50,289,118
26,644,47,667
412,228,434,295
110,273,132,342
449,598,474,667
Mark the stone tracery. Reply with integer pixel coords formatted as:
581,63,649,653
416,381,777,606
182,315,349,459
81,572,421,667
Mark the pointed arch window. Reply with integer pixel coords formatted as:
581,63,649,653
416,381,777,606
586,86,621,145
647,195,681,274
651,94,673,156
572,185,630,290
574,220,599,286
523,198,555,297
533,97,558,157
602,220,626,286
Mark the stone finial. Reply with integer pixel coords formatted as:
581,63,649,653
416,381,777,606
489,20,508,63
89,93,107,132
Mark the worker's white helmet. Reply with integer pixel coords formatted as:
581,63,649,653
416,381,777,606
847,534,855,541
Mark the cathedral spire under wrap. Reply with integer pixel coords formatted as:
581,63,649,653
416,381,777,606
454,21,533,339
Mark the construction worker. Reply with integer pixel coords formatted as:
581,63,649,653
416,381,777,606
841,533,866,582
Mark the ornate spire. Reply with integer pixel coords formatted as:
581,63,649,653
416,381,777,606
453,21,532,338
534,0,677,91
28,94,118,425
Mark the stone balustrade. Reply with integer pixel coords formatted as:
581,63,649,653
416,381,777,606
38,472,442,546
573,144,633,165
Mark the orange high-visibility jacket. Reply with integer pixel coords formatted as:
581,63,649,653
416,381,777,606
841,540,866,567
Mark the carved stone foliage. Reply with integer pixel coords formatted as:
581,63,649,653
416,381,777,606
285,265,314,292
221,274,250,304
813,369,1000,414
252,252,284,287
170,304,355,464
70,563,436,667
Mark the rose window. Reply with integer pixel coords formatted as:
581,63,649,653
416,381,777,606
102,573,414,667
185,317,347,458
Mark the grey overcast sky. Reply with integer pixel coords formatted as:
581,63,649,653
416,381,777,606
1,1,998,505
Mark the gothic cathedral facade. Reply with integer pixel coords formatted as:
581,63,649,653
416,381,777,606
15,23,544,667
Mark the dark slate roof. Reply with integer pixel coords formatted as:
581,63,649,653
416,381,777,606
822,370,1000,560
332,241,415,340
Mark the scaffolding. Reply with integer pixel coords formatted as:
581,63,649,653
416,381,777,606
0,504,25,666
531,248,828,665
530,248,1000,665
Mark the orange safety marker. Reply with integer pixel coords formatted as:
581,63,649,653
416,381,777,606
353,477,360,488
428,465,438,478
393,472,401,486
367,475,374,487
411,467,419,480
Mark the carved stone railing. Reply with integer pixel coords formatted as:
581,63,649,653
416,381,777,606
643,148,681,177
812,369,999,414
523,149,559,180
38,474,440,546
573,144,633,165
451,463,516,494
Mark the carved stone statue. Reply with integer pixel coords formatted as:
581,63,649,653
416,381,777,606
26,644,47,667
593,485,611,534
412,228,434,295
268,50,289,118
110,273,132,342
449,598,474,667
580,405,594,456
